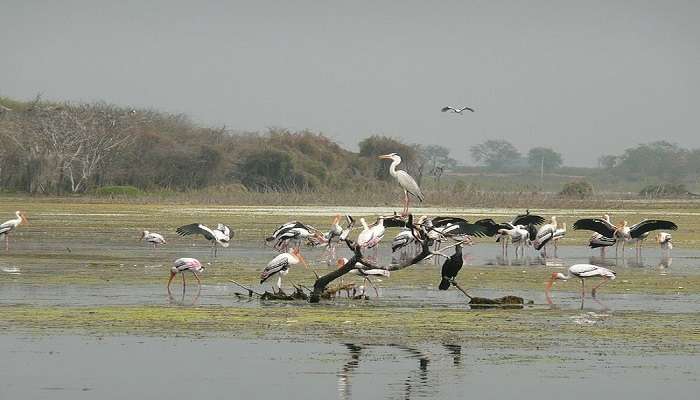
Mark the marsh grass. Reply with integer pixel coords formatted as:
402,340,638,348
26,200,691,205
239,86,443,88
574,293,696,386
4,188,700,210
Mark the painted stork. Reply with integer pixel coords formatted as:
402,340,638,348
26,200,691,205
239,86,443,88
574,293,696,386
475,211,545,255
176,223,232,257
167,258,204,293
495,225,532,257
441,106,474,113
260,247,308,293
530,216,558,257
438,243,464,290
0,211,28,251
656,232,673,256
392,229,418,255
424,216,487,251
140,230,166,248
321,214,344,261
379,153,424,215
357,217,386,253
573,218,677,257
336,257,390,296
265,221,321,251
546,264,616,301
587,215,614,257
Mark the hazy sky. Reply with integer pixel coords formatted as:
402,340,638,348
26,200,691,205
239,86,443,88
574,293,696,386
2,0,699,166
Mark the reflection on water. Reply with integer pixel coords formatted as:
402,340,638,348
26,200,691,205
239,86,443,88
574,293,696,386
443,344,462,367
337,343,445,400
337,343,361,400
2,334,699,400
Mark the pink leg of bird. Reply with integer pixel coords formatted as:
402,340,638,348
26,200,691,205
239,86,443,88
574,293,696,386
591,278,609,298
192,271,201,289
401,190,409,215
182,272,186,294
580,279,585,300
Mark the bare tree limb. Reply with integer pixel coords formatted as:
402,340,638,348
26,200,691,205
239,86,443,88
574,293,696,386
309,214,433,302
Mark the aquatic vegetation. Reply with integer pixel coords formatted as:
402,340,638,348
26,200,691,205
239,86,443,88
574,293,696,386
0,200,699,357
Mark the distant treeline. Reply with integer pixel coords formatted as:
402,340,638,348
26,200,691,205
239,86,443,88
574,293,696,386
0,97,455,194
467,139,700,188
1,97,698,195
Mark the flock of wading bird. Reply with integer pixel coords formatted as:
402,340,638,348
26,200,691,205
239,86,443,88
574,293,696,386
0,153,679,305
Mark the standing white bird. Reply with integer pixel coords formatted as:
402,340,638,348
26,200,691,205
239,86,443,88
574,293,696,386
546,264,616,301
496,225,530,257
441,106,475,114
176,223,233,257
260,247,308,293
323,215,344,261
167,258,204,293
336,257,390,296
140,230,166,248
0,211,28,251
356,217,386,253
379,153,424,215
656,232,673,256
532,216,558,257
552,223,567,255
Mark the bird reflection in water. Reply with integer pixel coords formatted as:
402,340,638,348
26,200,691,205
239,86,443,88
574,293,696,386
545,285,610,311
443,344,462,367
658,257,672,270
391,344,431,400
337,344,362,400
167,285,201,306
337,343,463,399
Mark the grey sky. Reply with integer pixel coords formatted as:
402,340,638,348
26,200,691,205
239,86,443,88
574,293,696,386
2,0,699,166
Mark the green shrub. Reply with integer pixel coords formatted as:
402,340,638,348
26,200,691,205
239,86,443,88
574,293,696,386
560,180,593,199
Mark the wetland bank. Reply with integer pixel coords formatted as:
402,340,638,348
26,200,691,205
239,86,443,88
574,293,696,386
2,199,700,399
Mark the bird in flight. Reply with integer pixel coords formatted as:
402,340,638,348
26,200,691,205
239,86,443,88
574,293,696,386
441,106,474,114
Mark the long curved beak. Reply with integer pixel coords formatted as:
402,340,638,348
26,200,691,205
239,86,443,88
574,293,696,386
378,154,391,159
298,253,309,269
21,214,29,224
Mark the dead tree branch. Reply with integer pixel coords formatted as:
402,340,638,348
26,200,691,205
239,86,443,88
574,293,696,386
309,214,433,303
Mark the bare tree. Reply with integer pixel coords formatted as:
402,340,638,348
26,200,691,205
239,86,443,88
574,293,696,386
52,104,135,193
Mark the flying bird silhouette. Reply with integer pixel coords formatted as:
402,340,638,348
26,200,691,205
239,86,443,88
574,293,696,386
441,106,474,114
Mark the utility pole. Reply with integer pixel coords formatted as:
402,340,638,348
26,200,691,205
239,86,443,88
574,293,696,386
540,155,545,188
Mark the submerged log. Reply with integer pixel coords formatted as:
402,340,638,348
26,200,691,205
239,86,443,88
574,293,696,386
452,280,532,309
468,295,527,309
259,288,309,301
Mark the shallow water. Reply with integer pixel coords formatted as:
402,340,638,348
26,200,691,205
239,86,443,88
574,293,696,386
1,204,699,399
1,237,698,310
1,334,698,400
